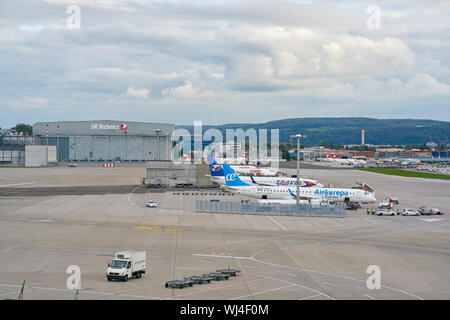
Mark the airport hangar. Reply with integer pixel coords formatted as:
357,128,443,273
32,121,174,162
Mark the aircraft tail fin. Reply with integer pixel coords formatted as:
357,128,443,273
222,164,250,187
207,155,224,177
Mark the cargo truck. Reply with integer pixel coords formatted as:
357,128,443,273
107,251,146,282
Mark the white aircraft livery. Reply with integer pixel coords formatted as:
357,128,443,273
207,155,322,188
221,163,377,203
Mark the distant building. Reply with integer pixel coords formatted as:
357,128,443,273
32,121,175,162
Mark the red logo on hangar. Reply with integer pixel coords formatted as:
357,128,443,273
120,123,128,131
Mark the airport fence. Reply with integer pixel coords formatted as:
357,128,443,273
196,200,346,217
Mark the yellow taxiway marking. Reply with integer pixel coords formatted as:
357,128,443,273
163,228,185,232
135,226,162,230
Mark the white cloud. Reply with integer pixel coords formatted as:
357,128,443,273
161,80,215,100
0,0,449,125
123,87,150,99
18,25,45,33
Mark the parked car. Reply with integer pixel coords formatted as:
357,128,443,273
68,163,78,167
419,207,443,215
401,208,420,216
146,200,158,208
376,209,396,216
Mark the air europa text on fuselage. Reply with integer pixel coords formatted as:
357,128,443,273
314,189,349,197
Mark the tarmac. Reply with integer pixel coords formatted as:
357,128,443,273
0,165,449,300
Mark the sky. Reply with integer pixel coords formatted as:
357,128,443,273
0,0,449,128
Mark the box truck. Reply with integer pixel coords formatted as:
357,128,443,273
107,251,146,282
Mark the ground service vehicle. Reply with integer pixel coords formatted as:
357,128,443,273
146,200,157,208
107,251,146,281
376,209,396,216
165,279,194,288
419,207,443,215
204,272,230,280
186,275,212,284
401,208,420,216
216,268,241,277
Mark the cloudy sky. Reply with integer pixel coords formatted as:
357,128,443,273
1,0,449,128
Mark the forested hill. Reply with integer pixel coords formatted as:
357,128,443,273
177,118,450,146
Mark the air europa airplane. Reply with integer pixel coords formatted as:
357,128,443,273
221,164,377,203
207,155,322,188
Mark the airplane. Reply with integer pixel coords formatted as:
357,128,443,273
221,163,377,203
207,155,322,188
320,154,367,166
229,165,278,177
211,152,280,176
213,152,248,165
319,153,348,164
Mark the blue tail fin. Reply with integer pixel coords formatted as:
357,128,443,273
207,155,224,177
250,176,257,184
222,164,250,187
288,188,296,198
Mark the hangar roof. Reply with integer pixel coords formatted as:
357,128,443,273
33,121,174,137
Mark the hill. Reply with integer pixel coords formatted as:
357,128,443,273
177,117,450,146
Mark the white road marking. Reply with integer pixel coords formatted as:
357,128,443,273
268,216,287,230
0,181,36,187
299,293,323,300
192,253,253,260
420,219,445,222
253,273,335,300
250,255,424,300
0,290,29,297
362,294,376,300
230,284,295,300
323,282,338,287
284,272,298,277
127,186,140,206
0,283,160,299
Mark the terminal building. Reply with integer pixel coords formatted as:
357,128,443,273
32,121,175,162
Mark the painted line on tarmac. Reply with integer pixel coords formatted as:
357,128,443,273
163,228,185,232
362,293,376,300
127,185,140,206
323,282,339,287
0,181,36,187
192,253,253,260
135,226,162,230
0,283,161,300
250,254,424,300
268,216,287,230
283,273,298,277
299,293,323,300
244,272,335,300
0,290,31,297
230,284,295,300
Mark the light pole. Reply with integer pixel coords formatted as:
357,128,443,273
46,124,49,166
291,134,306,205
